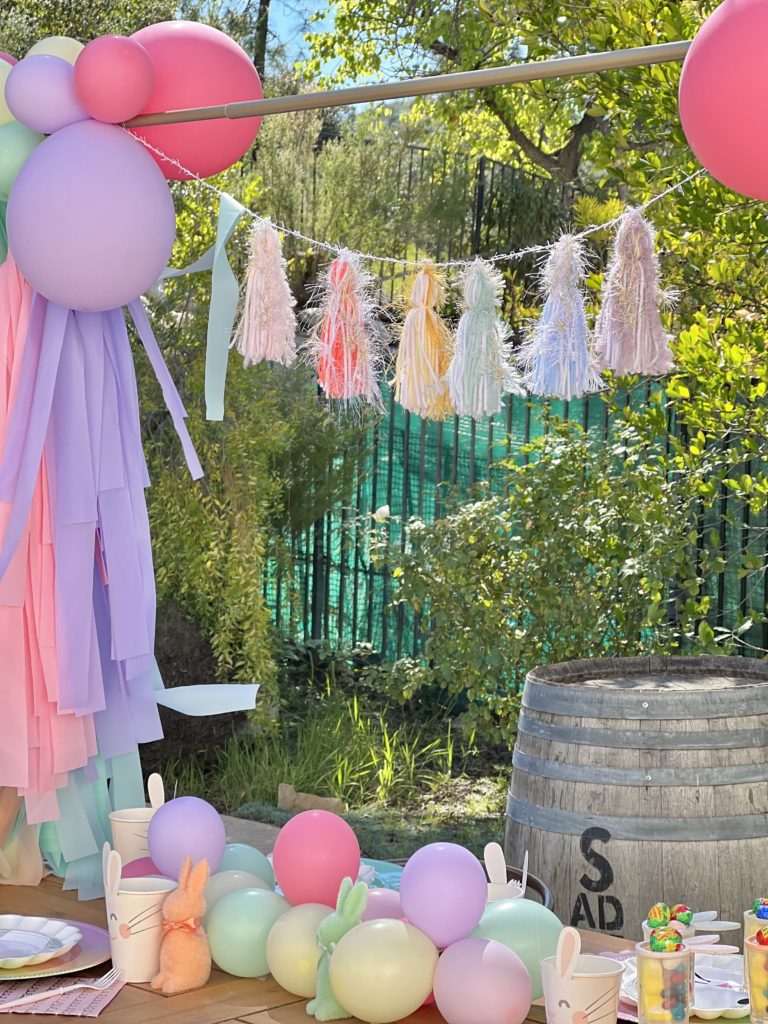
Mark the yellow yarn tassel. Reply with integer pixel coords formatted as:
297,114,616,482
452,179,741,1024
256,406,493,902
393,263,453,420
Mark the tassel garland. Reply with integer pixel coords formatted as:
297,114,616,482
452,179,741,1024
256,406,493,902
234,221,297,367
594,208,674,376
517,234,603,400
393,262,453,420
447,259,522,419
309,249,384,406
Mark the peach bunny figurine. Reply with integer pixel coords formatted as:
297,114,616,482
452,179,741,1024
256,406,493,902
541,927,624,1024
151,857,212,995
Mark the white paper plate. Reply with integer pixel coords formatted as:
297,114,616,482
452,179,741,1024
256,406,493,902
0,916,82,969
622,954,750,1020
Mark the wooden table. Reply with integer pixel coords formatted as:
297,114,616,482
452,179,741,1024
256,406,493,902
1,879,630,1024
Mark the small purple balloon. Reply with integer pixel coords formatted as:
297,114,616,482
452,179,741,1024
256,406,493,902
147,797,226,880
361,887,405,923
400,843,488,949
7,119,175,312
5,55,88,134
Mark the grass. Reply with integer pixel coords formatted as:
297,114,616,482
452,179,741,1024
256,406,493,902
235,774,509,861
162,696,461,813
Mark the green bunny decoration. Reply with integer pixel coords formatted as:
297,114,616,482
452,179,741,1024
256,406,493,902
307,877,368,1021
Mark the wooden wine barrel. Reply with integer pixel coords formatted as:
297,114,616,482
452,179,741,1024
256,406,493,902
504,656,768,940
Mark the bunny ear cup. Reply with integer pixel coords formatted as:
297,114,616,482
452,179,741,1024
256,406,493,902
484,842,507,885
556,927,581,981
104,847,122,896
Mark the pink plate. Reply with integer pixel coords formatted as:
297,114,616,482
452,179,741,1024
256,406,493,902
0,921,110,981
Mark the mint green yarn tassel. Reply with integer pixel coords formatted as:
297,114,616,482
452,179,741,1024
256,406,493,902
447,259,521,419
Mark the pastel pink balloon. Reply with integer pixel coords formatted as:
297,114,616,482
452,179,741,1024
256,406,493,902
122,856,164,878
679,0,768,199
128,20,263,180
434,938,533,1024
7,120,176,311
400,844,488,949
273,811,360,907
74,35,155,123
0,52,17,66
361,888,405,922
5,55,88,134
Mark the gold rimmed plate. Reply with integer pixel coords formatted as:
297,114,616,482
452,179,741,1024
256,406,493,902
0,921,110,982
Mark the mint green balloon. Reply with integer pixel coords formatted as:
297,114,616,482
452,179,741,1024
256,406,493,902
471,898,563,999
207,888,289,977
219,843,275,888
0,122,44,202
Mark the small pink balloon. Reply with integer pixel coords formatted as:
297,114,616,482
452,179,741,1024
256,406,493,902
0,52,17,66
679,0,768,200
5,55,88,134
434,938,533,1024
122,856,164,878
400,844,488,949
273,811,360,907
74,35,155,123
361,888,405,922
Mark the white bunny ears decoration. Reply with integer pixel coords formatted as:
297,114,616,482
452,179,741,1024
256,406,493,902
484,842,528,902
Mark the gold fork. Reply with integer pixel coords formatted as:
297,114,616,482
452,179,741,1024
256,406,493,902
0,966,123,1011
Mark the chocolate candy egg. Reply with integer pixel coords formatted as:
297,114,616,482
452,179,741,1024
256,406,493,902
647,902,671,928
670,903,693,926
755,899,768,920
650,925,683,952
755,927,768,946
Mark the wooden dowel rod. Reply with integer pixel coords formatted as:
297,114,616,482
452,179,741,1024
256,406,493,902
126,40,691,127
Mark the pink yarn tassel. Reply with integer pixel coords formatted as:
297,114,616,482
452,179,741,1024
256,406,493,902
595,208,674,376
234,221,297,367
308,249,385,407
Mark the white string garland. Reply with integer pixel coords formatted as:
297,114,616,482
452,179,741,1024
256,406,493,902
131,132,706,270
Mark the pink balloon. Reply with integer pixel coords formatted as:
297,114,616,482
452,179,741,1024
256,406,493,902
361,888,405,922
74,35,155,123
434,939,532,1024
122,857,164,878
128,20,262,180
679,0,768,200
5,55,88,134
0,52,17,66
400,844,488,949
7,120,176,311
273,811,360,907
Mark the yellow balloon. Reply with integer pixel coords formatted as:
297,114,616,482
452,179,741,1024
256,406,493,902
0,59,14,126
266,903,331,998
329,920,438,1024
27,37,84,64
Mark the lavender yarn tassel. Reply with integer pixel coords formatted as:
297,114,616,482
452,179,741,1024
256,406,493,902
595,208,674,376
234,221,297,367
446,259,522,419
517,234,603,400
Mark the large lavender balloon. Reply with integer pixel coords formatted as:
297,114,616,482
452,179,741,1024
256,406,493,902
6,120,175,311
400,843,488,948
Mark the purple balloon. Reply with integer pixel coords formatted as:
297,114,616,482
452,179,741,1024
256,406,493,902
6,55,89,134
147,797,226,880
7,120,175,312
400,844,488,948
361,887,405,923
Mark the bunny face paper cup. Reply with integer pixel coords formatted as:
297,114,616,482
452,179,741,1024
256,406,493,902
103,844,176,983
541,927,625,1024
